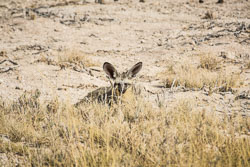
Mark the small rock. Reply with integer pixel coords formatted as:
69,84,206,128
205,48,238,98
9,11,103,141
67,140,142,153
58,88,67,91
15,86,21,90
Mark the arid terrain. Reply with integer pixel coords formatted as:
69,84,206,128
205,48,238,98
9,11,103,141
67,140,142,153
0,0,249,166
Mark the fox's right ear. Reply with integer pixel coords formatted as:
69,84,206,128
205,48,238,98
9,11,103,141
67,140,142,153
103,62,118,80
127,62,142,78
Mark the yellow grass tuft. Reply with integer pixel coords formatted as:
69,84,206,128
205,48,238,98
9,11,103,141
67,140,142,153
246,60,250,69
0,91,249,166
37,49,98,69
199,53,221,71
158,61,241,91
56,48,98,67
202,11,214,19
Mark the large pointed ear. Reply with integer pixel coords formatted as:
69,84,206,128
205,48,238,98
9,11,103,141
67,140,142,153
103,62,118,80
127,62,142,78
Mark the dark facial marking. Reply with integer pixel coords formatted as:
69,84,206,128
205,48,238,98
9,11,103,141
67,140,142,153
114,82,130,94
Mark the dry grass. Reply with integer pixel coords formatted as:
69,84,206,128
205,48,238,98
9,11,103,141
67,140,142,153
0,90,249,166
158,60,241,91
56,49,97,67
202,11,214,19
37,49,98,69
199,53,220,71
246,60,250,69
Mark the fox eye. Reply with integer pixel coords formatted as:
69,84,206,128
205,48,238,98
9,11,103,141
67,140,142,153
114,83,130,88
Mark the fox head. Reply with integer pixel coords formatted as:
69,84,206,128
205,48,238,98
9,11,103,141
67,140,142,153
103,62,142,96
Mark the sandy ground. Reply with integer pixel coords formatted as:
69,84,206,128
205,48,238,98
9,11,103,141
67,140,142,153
0,0,249,115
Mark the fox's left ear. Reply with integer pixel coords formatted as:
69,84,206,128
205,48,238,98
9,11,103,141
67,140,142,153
127,62,142,78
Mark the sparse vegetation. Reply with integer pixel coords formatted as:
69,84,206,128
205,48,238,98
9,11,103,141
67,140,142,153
158,61,241,90
246,61,250,69
56,49,97,67
0,91,249,166
37,49,98,69
202,11,214,19
199,53,220,71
